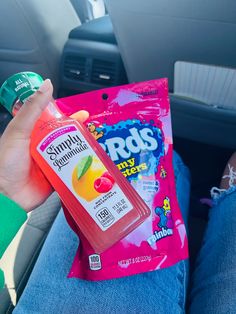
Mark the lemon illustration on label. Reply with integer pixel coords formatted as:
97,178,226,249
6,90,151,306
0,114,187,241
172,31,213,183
72,155,106,201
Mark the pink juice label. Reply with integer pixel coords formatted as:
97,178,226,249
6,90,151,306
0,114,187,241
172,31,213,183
37,125,133,232
39,126,77,152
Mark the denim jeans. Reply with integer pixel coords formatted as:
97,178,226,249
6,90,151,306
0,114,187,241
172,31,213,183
189,186,236,313
14,152,191,314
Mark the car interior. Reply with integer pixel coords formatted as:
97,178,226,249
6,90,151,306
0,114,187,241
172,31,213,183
0,0,235,312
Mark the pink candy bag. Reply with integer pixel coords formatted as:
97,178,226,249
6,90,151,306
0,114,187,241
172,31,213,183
56,78,188,281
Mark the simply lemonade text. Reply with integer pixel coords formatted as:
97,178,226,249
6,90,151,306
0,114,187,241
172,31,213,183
45,134,88,171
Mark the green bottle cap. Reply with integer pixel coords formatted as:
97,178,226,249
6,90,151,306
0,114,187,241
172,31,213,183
0,72,44,114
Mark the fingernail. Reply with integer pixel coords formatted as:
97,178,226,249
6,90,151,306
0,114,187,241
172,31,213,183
38,79,51,93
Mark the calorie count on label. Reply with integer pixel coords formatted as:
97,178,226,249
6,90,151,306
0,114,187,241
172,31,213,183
96,207,115,228
112,199,128,214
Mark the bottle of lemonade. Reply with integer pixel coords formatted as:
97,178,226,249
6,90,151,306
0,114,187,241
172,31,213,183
0,72,151,253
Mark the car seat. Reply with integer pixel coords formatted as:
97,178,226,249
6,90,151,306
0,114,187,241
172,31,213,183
0,193,61,314
0,0,81,94
70,0,106,24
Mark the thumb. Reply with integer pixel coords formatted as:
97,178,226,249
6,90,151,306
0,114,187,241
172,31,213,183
7,79,53,138
70,110,89,122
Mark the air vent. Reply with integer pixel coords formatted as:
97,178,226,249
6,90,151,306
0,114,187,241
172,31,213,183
64,56,87,81
91,59,116,86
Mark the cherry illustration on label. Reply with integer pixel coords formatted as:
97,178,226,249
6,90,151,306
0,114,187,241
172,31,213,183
101,171,115,184
94,176,114,193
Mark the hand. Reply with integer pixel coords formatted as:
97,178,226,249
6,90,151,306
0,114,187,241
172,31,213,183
0,79,88,212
